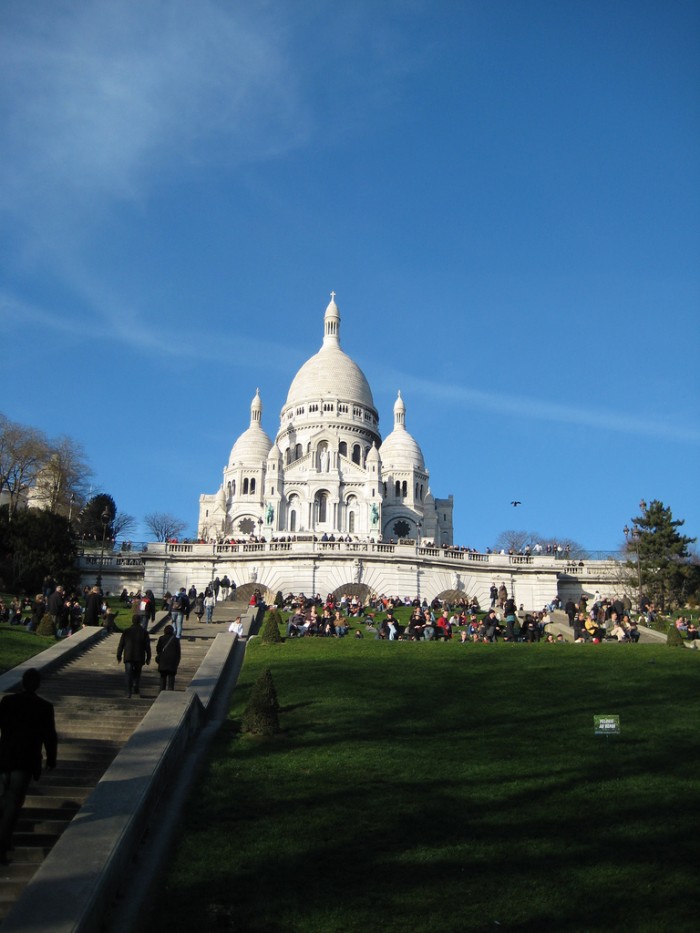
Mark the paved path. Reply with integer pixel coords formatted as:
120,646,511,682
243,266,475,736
0,599,250,925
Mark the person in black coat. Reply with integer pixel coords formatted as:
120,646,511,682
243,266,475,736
117,618,151,697
83,586,103,626
155,624,181,692
0,668,58,863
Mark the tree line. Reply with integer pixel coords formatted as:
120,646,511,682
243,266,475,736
0,413,189,592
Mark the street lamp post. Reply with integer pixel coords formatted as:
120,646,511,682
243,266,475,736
97,507,111,591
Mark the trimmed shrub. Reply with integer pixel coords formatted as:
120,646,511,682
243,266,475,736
36,615,56,638
667,624,685,647
241,668,280,735
261,608,283,644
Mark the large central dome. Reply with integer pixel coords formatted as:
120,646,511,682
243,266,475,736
284,294,376,411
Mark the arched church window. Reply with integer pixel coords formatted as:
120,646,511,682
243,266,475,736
250,478,256,495
383,482,387,496
348,511,355,533
232,480,236,496
315,491,328,523
285,448,291,465
287,494,300,532
395,480,401,497
352,444,361,464
295,443,302,461
243,478,249,495
420,484,424,500
402,481,407,497
415,483,419,499
339,441,347,457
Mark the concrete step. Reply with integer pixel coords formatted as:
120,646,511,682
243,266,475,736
0,623,227,919
11,831,61,848
24,785,92,801
22,793,89,809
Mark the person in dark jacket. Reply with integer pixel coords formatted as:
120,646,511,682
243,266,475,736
117,618,151,697
27,595,46,633
155,624,181,692
46,586,67,635
0,668,58,863
144,589,157,628
83,586,102,627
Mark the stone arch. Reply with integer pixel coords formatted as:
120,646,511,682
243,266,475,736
330,583,373,605
234,582,276,607
434,589,479,609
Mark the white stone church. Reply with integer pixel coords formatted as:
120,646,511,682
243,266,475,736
84,294,620,608
198,294,454,547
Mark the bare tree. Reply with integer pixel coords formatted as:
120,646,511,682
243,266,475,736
0,413,50,518
144,511,188,542
30,435,92,514
113,512,137,539
493,529,535,553
0,415,93,519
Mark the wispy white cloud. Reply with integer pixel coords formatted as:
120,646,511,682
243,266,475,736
0,0,317,352
397,373,700,445
0,0,309,219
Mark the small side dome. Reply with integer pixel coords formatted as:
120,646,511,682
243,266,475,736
228,390,273,465
267,442,283,464
379,391,425,471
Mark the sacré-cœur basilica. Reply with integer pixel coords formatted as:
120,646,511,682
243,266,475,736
134,294,618,607
198,292,453,549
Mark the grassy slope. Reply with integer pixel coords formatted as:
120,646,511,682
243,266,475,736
0,626,56,674
151,640,699,932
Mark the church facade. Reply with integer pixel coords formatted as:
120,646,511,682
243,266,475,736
83,292,621,610
198,294,454,547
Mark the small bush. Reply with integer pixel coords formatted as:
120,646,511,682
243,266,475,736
241,668,280,735
666,624,684,647
260,608,283,644
36,616,56,638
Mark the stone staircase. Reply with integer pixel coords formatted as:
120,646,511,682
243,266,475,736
0,606,244,926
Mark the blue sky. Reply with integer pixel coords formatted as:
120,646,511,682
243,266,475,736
1,0,698,552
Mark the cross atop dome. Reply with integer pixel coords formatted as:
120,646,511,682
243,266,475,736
323,291,341,348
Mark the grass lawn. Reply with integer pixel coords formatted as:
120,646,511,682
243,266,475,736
150,639,699,932
0,625,56,674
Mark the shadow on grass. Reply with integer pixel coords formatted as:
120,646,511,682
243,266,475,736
146,643,700,933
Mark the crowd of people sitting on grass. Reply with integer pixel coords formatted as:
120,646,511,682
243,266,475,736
2,579,696,645
267,589,698,644
281,593,556,642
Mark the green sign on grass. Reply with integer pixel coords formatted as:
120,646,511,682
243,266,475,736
594,714,620,736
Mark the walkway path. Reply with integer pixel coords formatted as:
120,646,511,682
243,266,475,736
0,599,250,926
